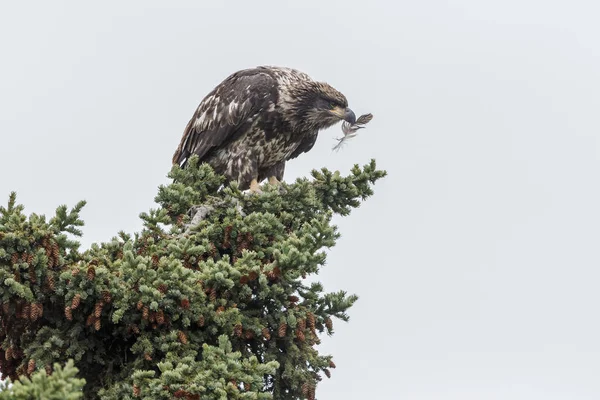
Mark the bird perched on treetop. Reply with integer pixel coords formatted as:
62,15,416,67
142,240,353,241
172,66,357,192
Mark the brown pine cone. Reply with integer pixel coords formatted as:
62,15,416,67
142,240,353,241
65,306,73,320
27,359,36,374
278,322,287,337
307,312,316,330
87,266,96,280
298,318,306,331
46,274,56,291
180,298,190,309
102,291,112,303
177,330,188,344
325,317,333,331
234,323,243,337
262,327,271,340
94,301,104,318
71,293,81,309
156,309,165,325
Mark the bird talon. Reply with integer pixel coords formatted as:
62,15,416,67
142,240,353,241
249,178,262,194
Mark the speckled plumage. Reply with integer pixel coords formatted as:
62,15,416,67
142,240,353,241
173,66,356,190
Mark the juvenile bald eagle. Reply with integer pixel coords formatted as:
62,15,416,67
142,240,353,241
172,66,356,192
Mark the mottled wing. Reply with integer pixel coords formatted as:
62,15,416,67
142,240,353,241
288,134,318,160
173,70,277,166
356,113,373,125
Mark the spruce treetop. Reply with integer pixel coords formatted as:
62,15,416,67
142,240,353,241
0,158,386,399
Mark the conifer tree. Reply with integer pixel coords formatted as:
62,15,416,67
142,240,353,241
0,157,386,399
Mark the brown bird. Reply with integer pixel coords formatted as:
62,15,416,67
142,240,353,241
173,66,356,192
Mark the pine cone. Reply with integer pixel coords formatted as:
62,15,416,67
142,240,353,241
151,254,159,267
209,288,217,302
198,315,205,327
298,318,306,331
94,318,101,331
52,242,59,263
295,329,305,342
65,306,73,321
278,322,287,337
31,303,43,321
244,330,254,340
234,323,243,337
11,252,19,265
307,312,316,330
243,382,251,391
248,271,258,281
87,266,96,280
144,353,152,361
102,291,112,303
22,304,31,320
216,306,225,314
86,314,94,327
94,301,104,318
301,382,310,396
223,225,233,249
45,364,52,376
309,385,315,400
71,293,81,309
142,306,149,320
28,266,36,284
178,330,188,344
329,360,336,369
324,369,331,378
261,327,271,340
137,300,143,310
158,284,167,294
133,384,141,397
180,298,190,309
325,317,333,331
27,359,36,375
156,310,165,325
288,295,299,303
5,347,13,360
46,274,56,291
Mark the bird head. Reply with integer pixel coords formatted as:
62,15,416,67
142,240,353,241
283,80,356,131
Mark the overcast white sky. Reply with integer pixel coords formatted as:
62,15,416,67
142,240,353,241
2,1,600,399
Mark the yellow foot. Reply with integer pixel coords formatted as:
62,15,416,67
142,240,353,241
249,178,261,194
268,176,280,186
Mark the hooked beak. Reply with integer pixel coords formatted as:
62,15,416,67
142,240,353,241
343,108,356,124
331,106,356,124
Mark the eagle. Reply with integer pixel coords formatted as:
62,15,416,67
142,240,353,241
172,66,356,192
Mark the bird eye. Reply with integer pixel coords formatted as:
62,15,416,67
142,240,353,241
329,102,337,110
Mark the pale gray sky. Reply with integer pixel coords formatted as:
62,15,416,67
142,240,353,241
2,1,600,399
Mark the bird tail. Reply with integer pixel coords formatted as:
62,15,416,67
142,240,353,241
172,117,194,166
